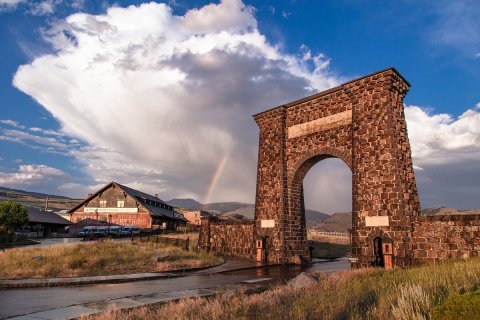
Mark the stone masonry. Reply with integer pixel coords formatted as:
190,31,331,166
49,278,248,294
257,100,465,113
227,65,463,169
198,218,255,259
199,67,479,267
253,68,420,266
412,215,480,262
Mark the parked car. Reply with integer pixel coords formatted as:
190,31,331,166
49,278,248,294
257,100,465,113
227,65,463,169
107,226,122,236
120,226,140,236
78,226,97,237
94,226,108,237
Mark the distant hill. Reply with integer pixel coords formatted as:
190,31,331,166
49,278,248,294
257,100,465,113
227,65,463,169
311,212,352,233
305,209,330,227
203,202,250,213
0,186,82,211
222,204,255,218
0,186,72,200
421,207,480,216
169,198,328,227
166,198,203,210
167,198,251,214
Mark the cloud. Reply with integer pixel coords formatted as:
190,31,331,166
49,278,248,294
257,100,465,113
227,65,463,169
404,104,480,209
13,0,339,203
428,0,480,54
1,0,71,15
0,119,25,129
303,158,352,214
27,0,58,16
0,122,83,155
0,0,25,11
405,104,480,167
0,164,67,186
0,164,95,197
29,127,65,137
475,53,480,59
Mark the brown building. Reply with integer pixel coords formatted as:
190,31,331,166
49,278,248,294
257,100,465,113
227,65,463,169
69,182,186,230
177,209,210,226
21,206,71,238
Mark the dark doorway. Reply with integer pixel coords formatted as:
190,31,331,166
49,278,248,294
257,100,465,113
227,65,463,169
373,237,384,267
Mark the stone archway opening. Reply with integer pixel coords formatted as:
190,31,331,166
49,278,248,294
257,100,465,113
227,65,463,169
303,157,352,216
289,155,352,261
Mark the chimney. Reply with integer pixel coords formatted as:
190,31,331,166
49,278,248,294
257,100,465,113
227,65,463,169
154,193,158,198
44,195,49,211
87,193,93,198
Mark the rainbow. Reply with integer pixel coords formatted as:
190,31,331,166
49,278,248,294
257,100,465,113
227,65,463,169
203,151,230,205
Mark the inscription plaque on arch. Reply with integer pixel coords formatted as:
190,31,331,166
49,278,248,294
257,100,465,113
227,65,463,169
261,219,275,228
287,110,352,139
365,216,390,227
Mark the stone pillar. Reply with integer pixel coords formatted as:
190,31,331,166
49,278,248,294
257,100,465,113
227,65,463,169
346,70,419,267
253,106,291,263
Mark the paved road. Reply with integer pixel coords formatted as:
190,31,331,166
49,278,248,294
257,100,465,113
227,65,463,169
0,259,349,319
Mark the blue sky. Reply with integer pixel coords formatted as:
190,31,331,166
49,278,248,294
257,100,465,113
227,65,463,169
0,0,479,212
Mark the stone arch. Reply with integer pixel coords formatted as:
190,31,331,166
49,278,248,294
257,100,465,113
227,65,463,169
253,68,420,266
289,147,352,183
287,148,352,219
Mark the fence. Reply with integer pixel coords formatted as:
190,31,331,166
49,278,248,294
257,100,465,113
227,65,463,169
133,234,191,251
308,231,349,237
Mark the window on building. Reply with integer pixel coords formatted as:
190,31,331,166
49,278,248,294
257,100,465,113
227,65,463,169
99,200,107,208
117,200,125,208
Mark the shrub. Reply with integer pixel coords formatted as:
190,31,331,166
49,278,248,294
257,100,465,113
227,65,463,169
430,289,480,320
0,201,29,244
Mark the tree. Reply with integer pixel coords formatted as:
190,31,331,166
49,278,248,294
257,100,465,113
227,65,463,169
0,201,29,243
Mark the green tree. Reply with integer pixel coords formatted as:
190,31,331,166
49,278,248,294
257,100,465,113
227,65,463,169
0,201,29,243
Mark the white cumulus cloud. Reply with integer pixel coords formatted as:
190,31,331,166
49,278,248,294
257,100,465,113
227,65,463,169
405,104,480,209
13,0,338,203
405,105,480,167
0,164,94,197
0,164,67,186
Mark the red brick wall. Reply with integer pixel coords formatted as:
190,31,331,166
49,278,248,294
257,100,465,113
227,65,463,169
72,212,152,228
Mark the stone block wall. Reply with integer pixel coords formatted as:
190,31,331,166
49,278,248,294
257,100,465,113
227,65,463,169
412,215,480,264
253,68,421,266
198,218,255,260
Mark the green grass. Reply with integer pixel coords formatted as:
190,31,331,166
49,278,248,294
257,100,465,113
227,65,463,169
85,258,480,320
0,240,223,279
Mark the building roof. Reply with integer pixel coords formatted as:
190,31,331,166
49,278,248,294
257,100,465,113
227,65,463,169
144,203,187,221
117,183,168,205
26,207,71,225
68,181,186,222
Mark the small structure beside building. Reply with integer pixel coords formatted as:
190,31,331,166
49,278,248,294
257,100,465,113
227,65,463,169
69,182,187,231
23,206,71,238
177,209,211,227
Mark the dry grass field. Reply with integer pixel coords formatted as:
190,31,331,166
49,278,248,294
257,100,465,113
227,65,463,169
84,258,480,320
0,240,223,279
